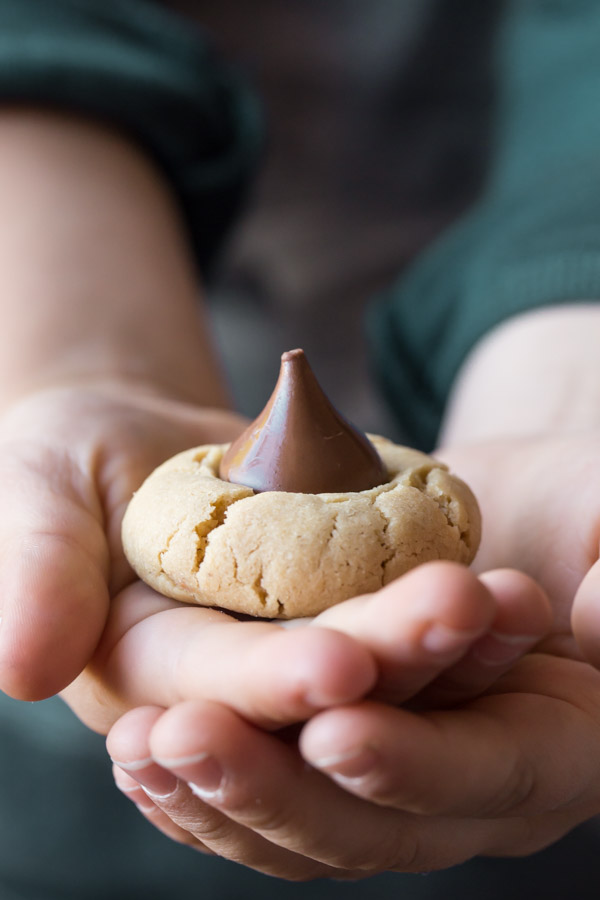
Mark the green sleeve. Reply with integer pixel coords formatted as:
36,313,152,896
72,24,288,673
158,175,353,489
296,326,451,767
369,0,600,450
0,0,262,275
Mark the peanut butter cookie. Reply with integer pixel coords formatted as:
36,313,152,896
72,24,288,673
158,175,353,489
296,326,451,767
121,436,481,618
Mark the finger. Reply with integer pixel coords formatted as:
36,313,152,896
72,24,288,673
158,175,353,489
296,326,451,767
150,700,516,873
416,570,552,706
69,582,377,732
312,562,497,703
300,662,600,820
572,558,600,666
112,762,211,852
108,706,180,796
0,443,110,699
109,707,341,880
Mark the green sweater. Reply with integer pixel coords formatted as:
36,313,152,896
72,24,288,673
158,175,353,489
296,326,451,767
1,1,597,450
370,0,600,448
0,0,262,275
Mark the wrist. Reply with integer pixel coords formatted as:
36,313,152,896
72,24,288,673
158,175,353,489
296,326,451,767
0,326,232,412
440,304,600,446
0,371,235,427
0,108,231,411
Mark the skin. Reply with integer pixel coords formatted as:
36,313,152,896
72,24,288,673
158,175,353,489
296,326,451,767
0,109,544,728
0,109,596,878
108,306,600,879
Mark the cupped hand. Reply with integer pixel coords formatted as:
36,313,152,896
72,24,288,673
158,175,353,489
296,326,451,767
0,382,387,733
72,551,549,735
105,430,600,880
0,381,246,699
0,378,549,737
438,433,600,657
107,647,600,880
105,561,554,880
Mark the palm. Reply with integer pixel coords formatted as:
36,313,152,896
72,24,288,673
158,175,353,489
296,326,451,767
440,434,600,646
0,382,245,701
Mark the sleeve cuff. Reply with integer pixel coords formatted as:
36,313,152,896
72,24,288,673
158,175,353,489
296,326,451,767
0,0,263,273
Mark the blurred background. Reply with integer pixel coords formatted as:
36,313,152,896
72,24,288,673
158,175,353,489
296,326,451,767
173,0,500,437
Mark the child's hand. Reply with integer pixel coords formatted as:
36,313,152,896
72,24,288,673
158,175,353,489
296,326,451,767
0,374,548,739
105,426,600,880
0,381,244,700
107,648,600,880
0,381,383,728
309,562,551,708
69,554,547,735
105,560,551,878
439,432,600,657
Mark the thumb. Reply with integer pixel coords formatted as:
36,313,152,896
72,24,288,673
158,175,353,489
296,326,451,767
0,444,110,699
572,557,600,667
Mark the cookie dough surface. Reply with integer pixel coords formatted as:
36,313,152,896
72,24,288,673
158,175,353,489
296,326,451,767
122,436,481,618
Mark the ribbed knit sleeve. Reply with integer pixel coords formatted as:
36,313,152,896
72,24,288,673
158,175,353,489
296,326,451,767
0,0,262,274
369,0,600,450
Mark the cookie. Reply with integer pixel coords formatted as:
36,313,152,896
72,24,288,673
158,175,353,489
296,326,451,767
121,435,481,618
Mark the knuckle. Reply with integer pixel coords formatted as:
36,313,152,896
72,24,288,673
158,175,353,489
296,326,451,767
170,831,207,850
180,809,234,846
380,828,423,873
324,823,422,874
505,816,539,855
61,674,128,734
482,755,536,816
224,785,299,837
486,815,540,858
344,768,431,815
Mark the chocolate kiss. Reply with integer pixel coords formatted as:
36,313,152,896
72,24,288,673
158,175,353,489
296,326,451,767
219,349,387,493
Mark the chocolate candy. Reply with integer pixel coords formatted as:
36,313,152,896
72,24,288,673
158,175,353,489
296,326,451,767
219,348,387,493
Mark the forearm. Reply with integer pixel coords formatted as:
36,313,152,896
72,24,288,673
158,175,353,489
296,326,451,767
0,109,230,409
439,304,600,446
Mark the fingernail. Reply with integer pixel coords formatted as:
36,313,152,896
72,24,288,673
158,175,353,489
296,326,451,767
135,798,157,814
471,631,537,666
187,757,224,800
110,756,154,772
422,623,482,657
155,752,225,800
141,782,178,801
136,771,179,798
116,783,140,795
311,746,377,780
111,757,178,798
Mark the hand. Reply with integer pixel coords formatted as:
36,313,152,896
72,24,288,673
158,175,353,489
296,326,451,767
0,382,380,733
0,108,267,703
105,561,551,879
309,561,551,708
0,369,549,736
106,645,600,880
0,380,243,699
105,427,600,880
293,433,600,875
66,540,549,734
436,306,600,657
439,433,600,656
89,556,548,733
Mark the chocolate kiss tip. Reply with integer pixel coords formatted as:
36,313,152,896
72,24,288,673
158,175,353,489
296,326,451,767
281,348,303,362
219,349,388,494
